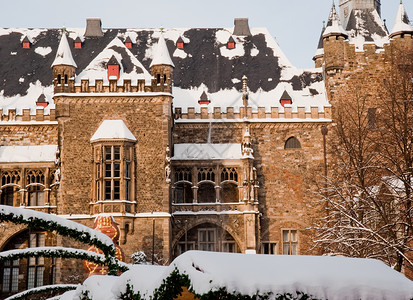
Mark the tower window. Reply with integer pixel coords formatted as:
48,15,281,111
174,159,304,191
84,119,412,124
57,74,61,85
284,137,301,149
104,146,121,200
157,74,161,84
64,74,68,85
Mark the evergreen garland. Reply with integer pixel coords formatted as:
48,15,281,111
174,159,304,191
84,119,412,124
4,284,77,300
152,268,191,300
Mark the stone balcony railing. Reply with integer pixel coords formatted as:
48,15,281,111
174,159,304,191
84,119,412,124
172,202,253,214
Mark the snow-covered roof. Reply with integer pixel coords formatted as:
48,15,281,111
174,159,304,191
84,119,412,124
76,37,151,86
149,34,175,68
390,2,413,38
346,8,389,51
173,144,242,160
62,251,413,300
0,145,57,163
0,26,326,118
51,33,77,68
90,120,137,142
323,4,348,38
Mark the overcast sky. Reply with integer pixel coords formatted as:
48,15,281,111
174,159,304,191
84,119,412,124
1,0,411,68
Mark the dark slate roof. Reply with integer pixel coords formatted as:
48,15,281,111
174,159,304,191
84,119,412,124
228,36,235,43
107,55,119,66
199,91,209,101
37,93,46,103
317,24,325,50
22,36,30,43
75,36,82,43
125,36,132,43
176,36,184,44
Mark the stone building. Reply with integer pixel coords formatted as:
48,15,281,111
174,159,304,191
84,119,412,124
0,0,411,297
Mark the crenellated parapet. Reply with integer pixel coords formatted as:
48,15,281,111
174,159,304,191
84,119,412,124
75,79,149,93
0,108,56,122
174,105,332,120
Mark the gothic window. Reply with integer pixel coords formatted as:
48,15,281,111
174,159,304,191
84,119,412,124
27,233,45,289
221,167,238,182
175,182,193,204
282,230,297,255
198,168,215,182
1,170,20,186
221,182,239,203
27,170,45,185
198,182,215,203
284,137,301,149
175,168,192,183
2,259,19,292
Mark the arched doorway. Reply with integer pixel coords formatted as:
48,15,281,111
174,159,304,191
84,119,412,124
174,223,240,257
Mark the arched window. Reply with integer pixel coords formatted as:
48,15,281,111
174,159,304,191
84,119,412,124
221,168,238,182
198,182,215,203
198,168,215,182
26,170,45,185
1,171,20,186
284,137,301,149
175,182,193,204
221,182,239,203
1,187,15,206
174,168,192,183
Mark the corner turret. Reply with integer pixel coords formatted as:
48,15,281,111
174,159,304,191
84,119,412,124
323,3,348,73
52,31,77,93
150,33,174,93
313,22,326,68
389,1,413,39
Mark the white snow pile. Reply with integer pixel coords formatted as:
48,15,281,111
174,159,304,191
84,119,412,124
0,205,114,249
0,145,57,163
59,251,413,300
5,284,78,300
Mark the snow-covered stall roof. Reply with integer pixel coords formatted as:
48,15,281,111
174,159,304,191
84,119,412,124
0,145,57,163
0,25,326,116
61,251,413,300
90,120,136,142
173,144,242,160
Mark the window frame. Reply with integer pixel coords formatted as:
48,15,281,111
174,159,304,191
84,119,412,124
282,229,298,255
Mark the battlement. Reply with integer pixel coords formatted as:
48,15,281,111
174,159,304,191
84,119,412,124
174,105,332,120
74,78,152,93
0,108,56,122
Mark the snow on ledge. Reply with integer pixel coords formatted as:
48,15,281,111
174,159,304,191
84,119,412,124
90,120,136,142
0,145,57,163
173,144,242,160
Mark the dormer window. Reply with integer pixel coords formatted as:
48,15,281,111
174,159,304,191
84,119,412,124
198,91,210,105
36,93,48,108
74,37,82,49
124,36,133,49
227,36,235,49
22,36,30,49
280,90,292,107
107,55,120,80
176,37,184,49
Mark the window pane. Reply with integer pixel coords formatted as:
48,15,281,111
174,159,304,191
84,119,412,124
11,268,19,291
27,267,35,289
283,243,290,255
199,231,206,242
105,181,111,200
29,192,35,206
105,164,112,178
114,164,120,178
114,180,120,200
291,243,297,255
114,147,120,160
208,230,214,242
125,163,130,178
37,192,44,206
208,243,214,251
283,230,289,242
105,146,112,160
291,230,297,242
29,234,36,248
2,268,11,292
36,266,44,287
187,243,194,251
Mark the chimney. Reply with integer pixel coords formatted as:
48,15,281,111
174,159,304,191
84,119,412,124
84,18,104,38
233,18,252,36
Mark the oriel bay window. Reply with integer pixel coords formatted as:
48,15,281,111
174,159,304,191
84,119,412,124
93,143,135,202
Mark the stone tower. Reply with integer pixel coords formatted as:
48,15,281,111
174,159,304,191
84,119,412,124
150,34,174,93
339,0,381,28
51,31,76,94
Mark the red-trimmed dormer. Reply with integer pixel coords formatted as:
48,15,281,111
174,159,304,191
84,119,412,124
36,93,48,108
74,37,82,49
227,36,235,49
124,36,133,49
22,36,30,49
198,91,210,105
176,37,184,49
107,55,120,81
280,90,292,107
